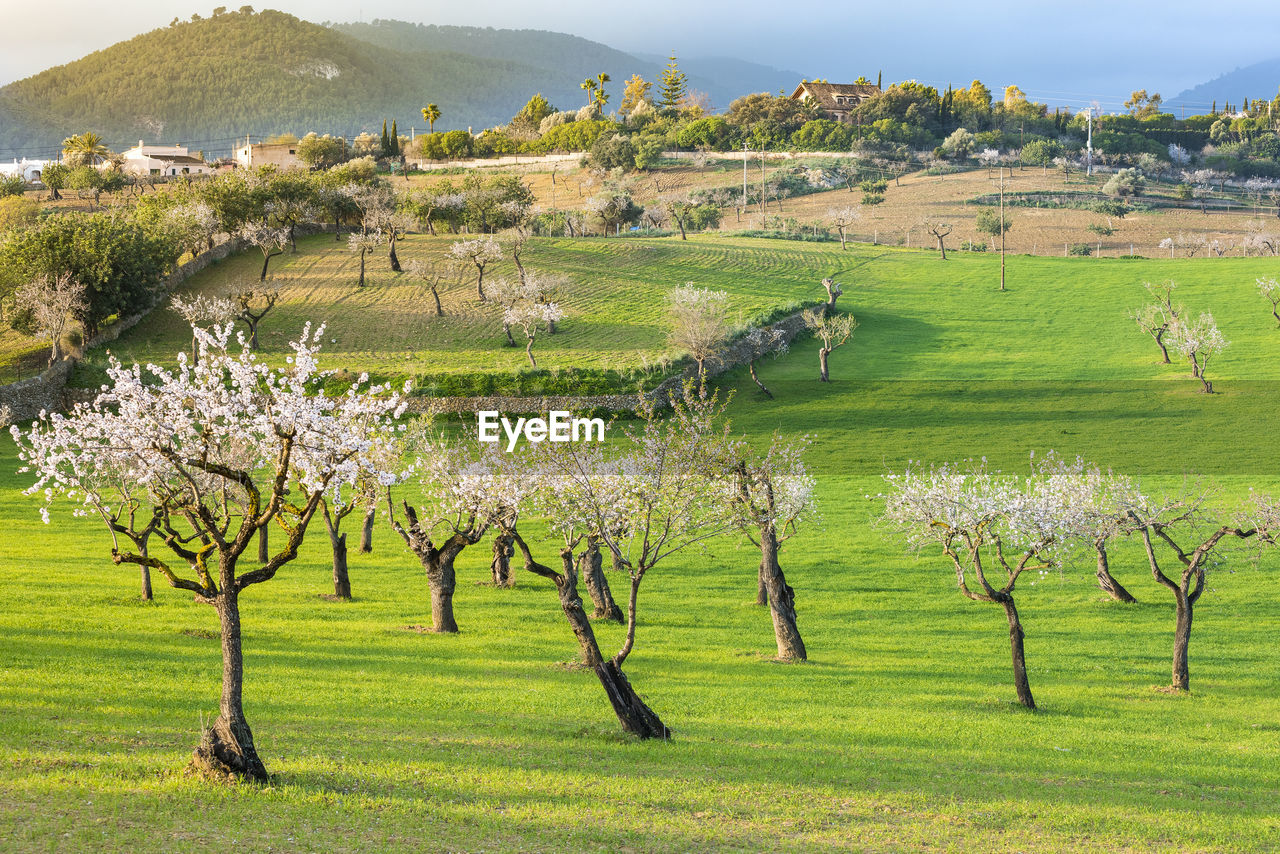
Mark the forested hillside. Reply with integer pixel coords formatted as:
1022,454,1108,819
0,9,797,157
0,10,593,155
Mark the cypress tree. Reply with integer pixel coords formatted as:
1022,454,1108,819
1211,100,1216,115
380,119,391,157
390,119,399,154
877,70,882,89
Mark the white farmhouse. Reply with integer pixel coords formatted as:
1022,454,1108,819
0,158,52,183
118,141,215,177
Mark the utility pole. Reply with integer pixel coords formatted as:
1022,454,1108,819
999,167,1006,292
1085,107,1095,177
742,141,749,211
759,144,767,218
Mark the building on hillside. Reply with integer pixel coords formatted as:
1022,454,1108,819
0,158,53,183
118,141,215,177
233,139,303,170
789,80,881,123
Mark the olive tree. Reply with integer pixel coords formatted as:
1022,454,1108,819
11,322,408,780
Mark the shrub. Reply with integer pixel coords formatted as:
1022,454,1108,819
588,134,638,171
676,117,738,151
1086,223,1115,236
1102,168,1145,197
1068,243,1093,256
0,175,26,197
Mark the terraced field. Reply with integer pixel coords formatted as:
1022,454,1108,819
72,232,837,384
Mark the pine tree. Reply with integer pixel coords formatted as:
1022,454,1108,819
659,54,687,110
380,120,391,157
390,119,399,155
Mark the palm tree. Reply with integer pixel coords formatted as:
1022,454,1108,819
593,72,612,113
421,103,441,134
62,132,111,167
581,76,597,107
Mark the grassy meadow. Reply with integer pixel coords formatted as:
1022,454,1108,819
3,236,1280,851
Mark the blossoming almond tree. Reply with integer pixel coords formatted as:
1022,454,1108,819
1122,490,1280,692
387,431,515,633
882,454,1105,709
1257,277,1280,328
448,237,502,301
524,387,734,738
15,272,88,366
505,300,565,368
169,292,237,365
11,323,408,781
722,433,815,661
1168,312,1228,393
1130,280,1182,364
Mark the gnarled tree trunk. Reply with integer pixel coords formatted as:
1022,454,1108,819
359,508,375,554
1095,540,1136,603
1172,592,1193,691
192,586,268,782
490,532,515,588
818,348,831,382
759,527,806,661
577,537,622,622
1002,596,1035,709
418,542,466,633
323,511,351,600
533,543,668,739
257,526,268,563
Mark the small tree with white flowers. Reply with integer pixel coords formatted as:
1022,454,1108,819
882,454,1107,709
11,323,409,780
1168,312,1228,393
449,237,503,301
1257,277,1280,328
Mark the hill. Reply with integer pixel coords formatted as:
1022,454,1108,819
0,10,799,158
335,20,799,114
0,9,571,157
1165,57,1280,113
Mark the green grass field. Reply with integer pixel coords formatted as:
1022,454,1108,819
3,236,1280,851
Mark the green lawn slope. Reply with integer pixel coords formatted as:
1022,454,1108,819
2,235,1279,851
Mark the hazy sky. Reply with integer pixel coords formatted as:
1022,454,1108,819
4,0,1280,109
